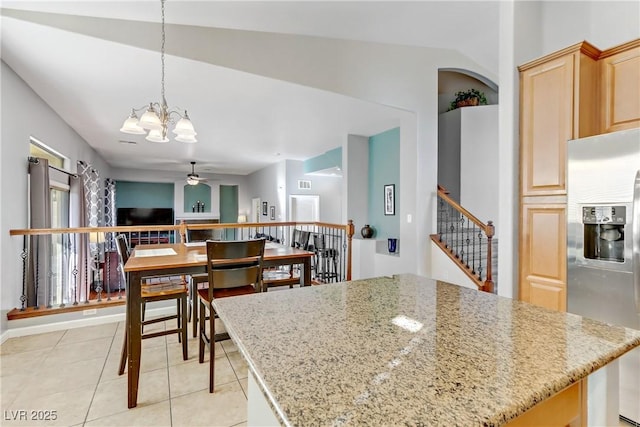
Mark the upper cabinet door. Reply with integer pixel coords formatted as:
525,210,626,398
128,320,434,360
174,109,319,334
601,41,640,133
520,54,575,197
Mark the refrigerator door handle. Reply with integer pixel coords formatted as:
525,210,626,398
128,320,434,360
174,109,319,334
634,170,640,313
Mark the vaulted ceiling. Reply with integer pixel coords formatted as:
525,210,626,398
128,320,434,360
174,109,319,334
1,1,499,176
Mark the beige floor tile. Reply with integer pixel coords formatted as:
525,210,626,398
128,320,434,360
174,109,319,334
230,422,248,427
100,349,124,383
140,343,168,373
227,351,249,380
84,400,171,427
19,357,104,399
41,337,112,368
58,322,118,345
221,340,239,354
238,377,249,399
170,382,247,427
0,372,34,408
4,384,94,426
141,334,167,350
0,348,49,377
166,337,198,366
168,356,237,398
0,331,65,355
86,368,169,422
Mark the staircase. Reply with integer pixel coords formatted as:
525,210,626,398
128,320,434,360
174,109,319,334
432,186,496,293
436,228,498,291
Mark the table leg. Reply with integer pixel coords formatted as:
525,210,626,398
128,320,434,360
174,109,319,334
303,258,311,286
127,271,142,408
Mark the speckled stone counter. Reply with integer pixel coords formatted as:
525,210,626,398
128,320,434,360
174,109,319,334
212,274,640,426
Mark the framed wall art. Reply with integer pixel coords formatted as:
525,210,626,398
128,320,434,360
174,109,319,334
384,184,395,216
270,205,276,220
262,201,268,216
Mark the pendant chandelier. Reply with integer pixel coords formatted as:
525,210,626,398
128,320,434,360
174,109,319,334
120,0,197,143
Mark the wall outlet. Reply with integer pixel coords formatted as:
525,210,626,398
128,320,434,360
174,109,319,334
407,214,412,223
83,309,97,316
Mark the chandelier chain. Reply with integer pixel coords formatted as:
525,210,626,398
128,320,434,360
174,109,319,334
160,0,166,106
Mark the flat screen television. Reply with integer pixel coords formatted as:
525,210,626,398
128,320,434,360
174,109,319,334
116,208,174,226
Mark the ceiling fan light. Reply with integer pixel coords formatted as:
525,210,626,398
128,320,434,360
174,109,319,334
139,105,162,130
175,134,198,143
186,176,199,185
120,115,146,135
145,128,169,143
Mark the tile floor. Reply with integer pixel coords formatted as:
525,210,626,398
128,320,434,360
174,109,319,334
0,318,249,427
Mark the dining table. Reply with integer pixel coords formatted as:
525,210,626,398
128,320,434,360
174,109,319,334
123,240,314,408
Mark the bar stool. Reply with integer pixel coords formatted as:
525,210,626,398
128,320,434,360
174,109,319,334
313,233,339,283
115,234,188,375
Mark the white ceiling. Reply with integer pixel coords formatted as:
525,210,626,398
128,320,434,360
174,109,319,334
0,1,499,176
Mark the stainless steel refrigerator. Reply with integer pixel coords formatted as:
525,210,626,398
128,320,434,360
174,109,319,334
567,127,640,425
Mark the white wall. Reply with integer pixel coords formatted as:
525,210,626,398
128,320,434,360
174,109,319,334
343,134,369,230
541,1,640,58
1,61,112,336
460,105,499,228
429,241,478,290
285,159,342,224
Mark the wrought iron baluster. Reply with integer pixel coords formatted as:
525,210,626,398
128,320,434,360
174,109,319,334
477,229,484,282
20,235,28,311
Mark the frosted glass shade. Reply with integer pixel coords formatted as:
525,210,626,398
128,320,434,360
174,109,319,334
139,106,162,130
145,128,169,143
173,116,197,136
120,116,146,134
186,177,199,185
175,134,197,143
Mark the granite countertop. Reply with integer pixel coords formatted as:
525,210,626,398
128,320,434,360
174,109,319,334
212,274,640,426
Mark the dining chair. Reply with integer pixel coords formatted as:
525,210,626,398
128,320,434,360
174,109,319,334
199,239,265,392
184,228,216,338
115,234,188,375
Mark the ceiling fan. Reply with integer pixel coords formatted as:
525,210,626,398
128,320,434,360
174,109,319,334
186,161,208,186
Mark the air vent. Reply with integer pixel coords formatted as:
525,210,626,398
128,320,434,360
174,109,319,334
298,179,312,190
118,140,137,145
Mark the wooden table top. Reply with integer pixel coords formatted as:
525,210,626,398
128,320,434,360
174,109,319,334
124,242,313,273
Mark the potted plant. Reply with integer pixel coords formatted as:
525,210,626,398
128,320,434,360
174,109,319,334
448,89,488,111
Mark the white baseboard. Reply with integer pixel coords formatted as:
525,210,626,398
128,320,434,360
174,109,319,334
2,305,176,342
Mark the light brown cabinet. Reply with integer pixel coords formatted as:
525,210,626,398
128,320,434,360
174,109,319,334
518,42,599,311
519,204,567,311
600,40,640,133
519,42,599,198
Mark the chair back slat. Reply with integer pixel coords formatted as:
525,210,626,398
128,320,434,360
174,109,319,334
206,239,265,294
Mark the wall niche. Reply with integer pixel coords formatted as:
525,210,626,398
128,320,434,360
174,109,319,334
184,183,211,213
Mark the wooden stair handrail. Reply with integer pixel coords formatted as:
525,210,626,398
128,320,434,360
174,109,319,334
437,187,493,237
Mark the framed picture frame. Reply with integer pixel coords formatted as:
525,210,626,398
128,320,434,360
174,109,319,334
269,206,276,220
384,184,395,216
262,201,268,216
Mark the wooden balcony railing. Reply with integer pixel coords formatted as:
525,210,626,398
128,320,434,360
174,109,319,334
8,220,354,320
431,186,495,293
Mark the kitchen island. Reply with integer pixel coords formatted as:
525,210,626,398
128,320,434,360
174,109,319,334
212,274,640,426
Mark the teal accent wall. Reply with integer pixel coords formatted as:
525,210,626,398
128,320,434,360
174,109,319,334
115,181,174,208
220,185,239,240
303,147,342,173
183,183,211,212
368,128,400,239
